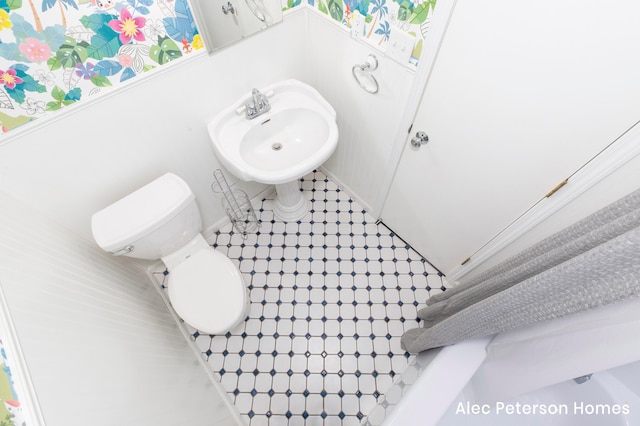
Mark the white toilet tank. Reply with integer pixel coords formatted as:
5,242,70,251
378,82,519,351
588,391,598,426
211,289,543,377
91,173,202,260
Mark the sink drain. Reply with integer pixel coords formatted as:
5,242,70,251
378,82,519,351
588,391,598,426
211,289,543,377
272,143,283,151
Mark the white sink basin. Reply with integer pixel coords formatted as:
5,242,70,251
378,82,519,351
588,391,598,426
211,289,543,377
208,79,339,185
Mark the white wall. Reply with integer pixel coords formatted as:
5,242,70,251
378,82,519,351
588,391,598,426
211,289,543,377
0,190,241,426
306,12,416,213
0,11,308,240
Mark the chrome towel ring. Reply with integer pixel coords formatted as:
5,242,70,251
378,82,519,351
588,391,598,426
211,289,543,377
352,54,379,94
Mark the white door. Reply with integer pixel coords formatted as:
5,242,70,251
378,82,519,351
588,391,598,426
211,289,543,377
381,0,640,274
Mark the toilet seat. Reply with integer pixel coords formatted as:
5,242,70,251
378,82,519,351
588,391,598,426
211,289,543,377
167,248,247,334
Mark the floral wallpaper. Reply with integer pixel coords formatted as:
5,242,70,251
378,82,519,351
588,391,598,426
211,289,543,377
0,0,203,134
0,0,434,135
302,0,437,66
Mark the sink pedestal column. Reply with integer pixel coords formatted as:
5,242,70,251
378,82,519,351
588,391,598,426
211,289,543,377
273,180,309,222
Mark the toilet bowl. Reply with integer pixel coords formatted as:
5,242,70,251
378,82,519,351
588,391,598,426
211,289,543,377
91,172,249,335
163,233,249,333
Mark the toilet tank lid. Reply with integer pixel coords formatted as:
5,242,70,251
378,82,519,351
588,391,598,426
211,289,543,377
91,173,195,252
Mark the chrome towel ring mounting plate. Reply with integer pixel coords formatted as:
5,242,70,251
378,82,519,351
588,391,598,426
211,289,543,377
352,54,379,94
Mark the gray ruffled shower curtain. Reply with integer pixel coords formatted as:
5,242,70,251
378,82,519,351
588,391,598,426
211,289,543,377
401,187,640,353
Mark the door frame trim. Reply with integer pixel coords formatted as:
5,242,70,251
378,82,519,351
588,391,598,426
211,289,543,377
372,0,459,217
447,119,640,283
0,280,46,425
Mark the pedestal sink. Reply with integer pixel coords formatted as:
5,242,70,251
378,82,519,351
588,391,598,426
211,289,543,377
208,79,339,222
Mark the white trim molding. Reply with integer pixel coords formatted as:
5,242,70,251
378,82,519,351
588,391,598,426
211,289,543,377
0,282,46,425
447,119,640,283
372,0,458,218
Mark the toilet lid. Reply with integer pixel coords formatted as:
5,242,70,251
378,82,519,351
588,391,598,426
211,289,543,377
168,249,246,334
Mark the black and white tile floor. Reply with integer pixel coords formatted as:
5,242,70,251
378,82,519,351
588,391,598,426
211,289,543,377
155,170,449,426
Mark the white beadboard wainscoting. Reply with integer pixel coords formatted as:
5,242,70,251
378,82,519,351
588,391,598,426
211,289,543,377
0,9,309,242
0,191,240,426
306,11,417,215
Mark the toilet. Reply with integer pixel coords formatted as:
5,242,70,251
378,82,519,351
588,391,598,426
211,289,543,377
91,172,249,334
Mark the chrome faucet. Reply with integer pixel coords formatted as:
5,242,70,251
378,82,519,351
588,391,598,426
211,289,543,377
245,88,270,119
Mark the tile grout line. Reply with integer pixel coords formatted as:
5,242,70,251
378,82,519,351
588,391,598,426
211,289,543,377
156,170,450,426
